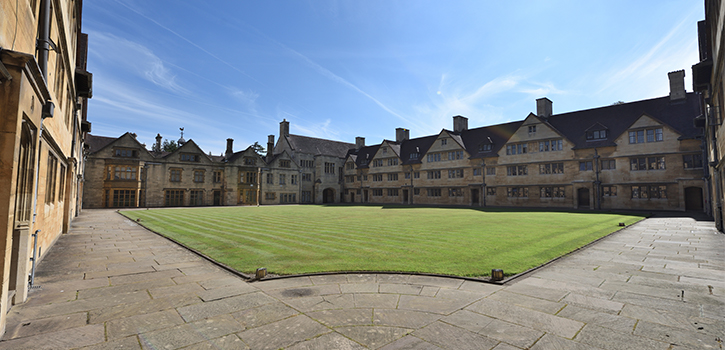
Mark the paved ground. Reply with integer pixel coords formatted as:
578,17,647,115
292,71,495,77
0,209,723,350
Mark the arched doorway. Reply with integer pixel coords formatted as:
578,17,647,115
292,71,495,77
577,188,590,209
685,187,703,211
322,188,335,204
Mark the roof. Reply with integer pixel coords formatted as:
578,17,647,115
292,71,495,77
85,134,117,154
347,144,381,168
399,135,437,164
459,121,524,159
546,93,701,149
286,134,355,158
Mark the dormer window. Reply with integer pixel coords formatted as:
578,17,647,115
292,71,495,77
479,144,492,152
280,160,290,168
409,153,419,160
586,130,607,140
244,157,256,165
114,149,137,158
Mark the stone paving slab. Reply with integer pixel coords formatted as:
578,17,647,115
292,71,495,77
1,209,723,350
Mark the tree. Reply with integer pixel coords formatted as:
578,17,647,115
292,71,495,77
251,141,265,155
162,139,178,152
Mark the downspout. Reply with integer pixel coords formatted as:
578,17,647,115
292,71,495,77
409,165,414,205
481,160,486,207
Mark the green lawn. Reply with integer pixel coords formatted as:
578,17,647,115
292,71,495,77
121,205,645,277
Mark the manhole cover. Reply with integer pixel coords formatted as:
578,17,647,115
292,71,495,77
281,288,314,297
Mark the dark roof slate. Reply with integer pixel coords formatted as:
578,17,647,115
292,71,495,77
459,121,524,159
546,93,701,150
85,134,117,154
286,134,355,158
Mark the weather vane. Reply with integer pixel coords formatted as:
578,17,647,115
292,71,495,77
179,127,184,139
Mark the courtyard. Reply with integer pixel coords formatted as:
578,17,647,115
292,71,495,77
120,205,645,277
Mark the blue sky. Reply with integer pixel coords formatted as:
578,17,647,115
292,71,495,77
85,1,703,155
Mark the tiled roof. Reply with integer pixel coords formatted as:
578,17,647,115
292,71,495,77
286,134,355,158
347,144,380,168
459,121,524,159
546,93,701,149
85,134,117,154
399,135,437,164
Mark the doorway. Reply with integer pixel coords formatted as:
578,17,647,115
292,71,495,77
213,190,221,206
403,189,409,204
350,192,355,203
577,188,590,208
363,190,368,203
684,187,703,211
471,188,479,205
322,188,335,203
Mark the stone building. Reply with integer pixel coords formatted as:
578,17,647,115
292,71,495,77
83,134,264,208
693,0,725,230
0,0,92,334
344,71,705,212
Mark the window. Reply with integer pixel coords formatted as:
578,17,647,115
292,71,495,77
538,139,563,152
441,139,447,146
372,159,383,167
539,163,564,174
112,189,136,207
409,153,419,160
58,165,66,200
265,192,275,200
405,172,411,179
301,191,312,203
280,160,290,168
388,173,398,181
630,157,665,170
169,169,181,182
479,144,492,152
427,188,442,196
372,189,383,196
540,186,566,198
244,157,256,165
302,173,312,181
266,173,274,184
528,125,537,134
586,130,607,140
683,154,703,169
414,188,420,195
165,190,184,206
114,166,137,180
291,175,297,184
486,167,496,175
180,154,199,162
449,188,463,197
506,165,527,176
190,190,203,206
427,153,441,162
280,193,296,203
448,151,464,160
279,174,286,184
194,170,205,183
448,169,464,178
473,168,481,176
388,189,399,196
579,161,593,171
629,128,662,144
45,152,58,203
486,187,496,196
601,159,616,170
506,143,528,155
602,186,617,197
632,185,667,199
114,149,136,157
388,158,399,166
414,172,420,179
372,174,383,181
213,171,223,183
427,170,441,179
507,187,529,198
363,175,368,181
325,162,335,174
301,160,314,168
382,147,388,154
345,176,355,183
346,162,355,170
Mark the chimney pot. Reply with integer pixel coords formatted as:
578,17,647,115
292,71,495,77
225,138,234,158
395,128,409,142
155,134,162,152
280,119,290,137
355,137,365,149
536,98,553,119
267,135,275,161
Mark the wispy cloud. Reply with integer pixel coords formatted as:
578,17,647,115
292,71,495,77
88,30,188,95
229,88,260,112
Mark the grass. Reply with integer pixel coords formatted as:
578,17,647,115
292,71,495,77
121,205,645,277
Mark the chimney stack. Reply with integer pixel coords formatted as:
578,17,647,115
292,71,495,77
155,133,162,152
395,128,409,143
453,116,468,132
225,138,233,158
355,137,365,149
280,119,290,137
536,97,553,119
668,70,686,102
267,135,275,161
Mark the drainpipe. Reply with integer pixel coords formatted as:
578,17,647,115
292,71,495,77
482,160,486,207
409,165,414,205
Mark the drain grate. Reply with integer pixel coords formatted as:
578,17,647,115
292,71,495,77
29,285,42,290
